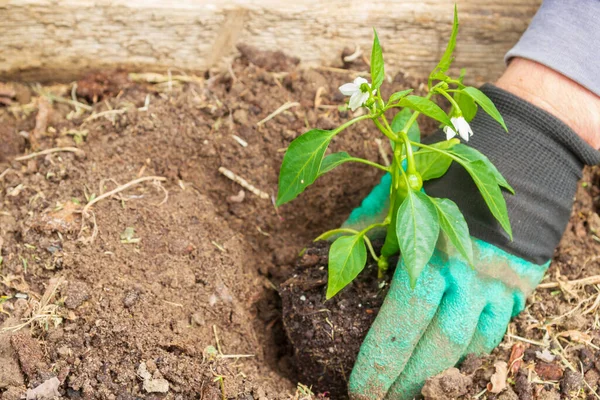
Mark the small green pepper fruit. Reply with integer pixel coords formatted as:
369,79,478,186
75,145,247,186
407,172,423,191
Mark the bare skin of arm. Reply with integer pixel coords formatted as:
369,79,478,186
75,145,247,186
497,57,600,149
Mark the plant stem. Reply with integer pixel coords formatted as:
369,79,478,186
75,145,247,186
348,157,390,172
335,114,373,134
400,133,416,174
363,236,379,262
435,88,461,112
314,228,360,241
373,118,397,142
410,141,461,163
358,221,389,237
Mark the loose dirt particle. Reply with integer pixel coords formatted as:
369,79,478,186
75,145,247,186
421,368,472,399
561,369,583,396
10,333,48,381
497,386,519,400
32,201,81,234
63,281,90,309
514,369,534,400
535,362,564,381
0,335,25,388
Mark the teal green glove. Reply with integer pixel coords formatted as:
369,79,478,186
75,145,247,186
342,84,600,399
343,174,547,399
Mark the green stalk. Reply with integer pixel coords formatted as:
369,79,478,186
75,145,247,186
436,88,461,113
348,157,390,172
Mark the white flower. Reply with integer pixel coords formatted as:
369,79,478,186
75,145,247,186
444,116,474,142
339,77,375,111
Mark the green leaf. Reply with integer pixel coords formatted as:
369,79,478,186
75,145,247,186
396,190,440,287
326,234,367,299
398,95,454,129
462,87,507,131
431,197,473,265
450,144,514,194
388,89,413,104
276,129,335,206
371,29,385,91
429,5,459,85
414,149,452,181
460,160,512,239
454,91,477,122
412,139,460,180
319,152,353,176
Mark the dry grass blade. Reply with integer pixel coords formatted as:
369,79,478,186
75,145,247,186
14,147,84,161
78,176,167,243
538,275,600,289
33,85,93,111
129,72,204,85
257,101,300,126
82,176,167,215
2,277,64,332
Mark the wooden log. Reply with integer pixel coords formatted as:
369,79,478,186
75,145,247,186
0,0,540,83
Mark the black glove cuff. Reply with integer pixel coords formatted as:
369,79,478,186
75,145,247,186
424,84,600,264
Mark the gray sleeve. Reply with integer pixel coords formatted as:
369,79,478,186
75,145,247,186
505,0,600,97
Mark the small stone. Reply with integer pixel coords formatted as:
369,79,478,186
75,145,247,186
57,346,71,358
535,349,556,363
143,378,169,393
233,109,249,126
191,313,205,327
299,295,306,302
137,362,169,393
26,376,60,400
123,290,139,308
137,362,151,380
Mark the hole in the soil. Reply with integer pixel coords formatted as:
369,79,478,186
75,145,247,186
251,281,297,384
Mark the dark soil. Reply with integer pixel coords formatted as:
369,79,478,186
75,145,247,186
0,44,599,400
280,240,395,396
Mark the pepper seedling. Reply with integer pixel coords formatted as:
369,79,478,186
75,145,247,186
276,6,513,299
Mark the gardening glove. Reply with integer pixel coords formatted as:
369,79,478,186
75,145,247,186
343,84,600,399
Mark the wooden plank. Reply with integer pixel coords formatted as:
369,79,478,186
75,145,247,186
0,0,541,83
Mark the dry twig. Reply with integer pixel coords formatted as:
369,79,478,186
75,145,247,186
14,147,84,161
538,275,600,289
218,167,269,199
257,101,300,126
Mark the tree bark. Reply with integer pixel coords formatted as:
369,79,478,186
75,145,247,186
0,0,540,83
